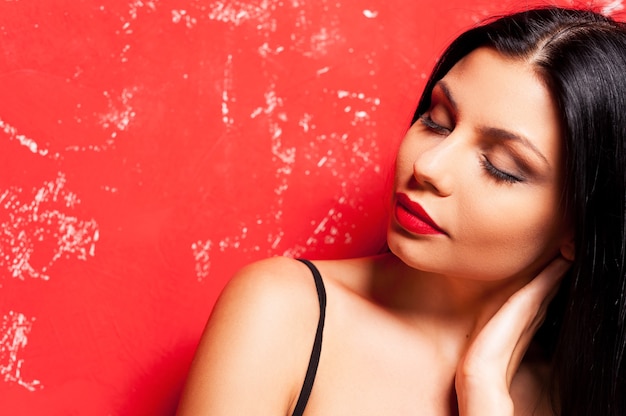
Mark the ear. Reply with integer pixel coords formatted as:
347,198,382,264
560,232,575,261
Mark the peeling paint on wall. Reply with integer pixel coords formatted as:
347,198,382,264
191,240,212,281
206,0,278,27
99,88,138,138
192,226,250,281
0,311,42,392
0,174,99,280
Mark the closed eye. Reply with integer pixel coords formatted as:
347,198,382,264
480,156,523,184
419,113,451,135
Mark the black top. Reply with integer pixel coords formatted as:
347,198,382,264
292,259,327,416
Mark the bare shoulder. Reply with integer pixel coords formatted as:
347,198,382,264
176,256,324,416
225,255,321,297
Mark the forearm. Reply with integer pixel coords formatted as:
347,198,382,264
456,380,514,416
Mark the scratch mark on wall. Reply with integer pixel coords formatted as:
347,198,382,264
185,0,372,262
316,66,330,75
601,0,624,14
66,87,137,153
222,55,235,127
317,154,328,167
305,206,347,246
269,230,284,249
0,118,60,159
301,25,343,58
206,0,277,28
0,311,42,391
310,130,380,179
99,87,137,133
288,83,384,250
251,86,295,197
192,227,249,281
0,174,99,280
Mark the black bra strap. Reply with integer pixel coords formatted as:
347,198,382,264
292,259,327,416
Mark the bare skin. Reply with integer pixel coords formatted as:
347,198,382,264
177,48,573,415
177,255,566,415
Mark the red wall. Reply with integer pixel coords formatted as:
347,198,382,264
1,1,623,414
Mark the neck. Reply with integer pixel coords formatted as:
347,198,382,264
372,253,535,341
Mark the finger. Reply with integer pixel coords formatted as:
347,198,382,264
460,257,571,385
503,257,570,380
500,256,570,339
497,257,571,383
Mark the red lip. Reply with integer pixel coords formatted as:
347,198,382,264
394,193,445,235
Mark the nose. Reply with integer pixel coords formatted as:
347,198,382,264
412,137,458,197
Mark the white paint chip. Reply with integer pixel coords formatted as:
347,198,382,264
316,66,330,75
362,9,378,18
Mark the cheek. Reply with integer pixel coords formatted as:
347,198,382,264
394,141,415,183
394,129,434,183
452,188,563,278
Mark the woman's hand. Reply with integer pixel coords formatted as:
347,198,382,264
455,257,571,415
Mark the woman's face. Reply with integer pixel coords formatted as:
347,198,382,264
388,47,571,281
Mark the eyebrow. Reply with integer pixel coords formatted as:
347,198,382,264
479,126,549,166
435,81,458,113
435,80,550,166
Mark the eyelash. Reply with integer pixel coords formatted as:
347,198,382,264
418,113,523,184
480,157,522,184
419,113,450,135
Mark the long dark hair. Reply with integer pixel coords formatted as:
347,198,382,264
412,7,626,415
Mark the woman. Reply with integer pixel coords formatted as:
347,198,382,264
177,7,626,415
